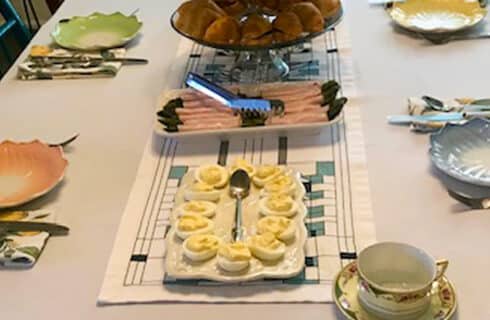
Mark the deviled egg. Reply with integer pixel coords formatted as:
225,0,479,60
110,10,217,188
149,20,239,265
252,165,284,187
261,174,296,197
257,216,296,242
183,234,221,262
194,164,228,188
176,200,216,218
258,194,298,217
175,214,214,240
184,181,222,201
248,232,286,261
217,242,252,272
230,159,256,177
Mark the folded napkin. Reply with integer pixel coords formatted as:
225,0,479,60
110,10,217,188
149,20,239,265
0,210,54,268
407,97,475,132
18,45,126,80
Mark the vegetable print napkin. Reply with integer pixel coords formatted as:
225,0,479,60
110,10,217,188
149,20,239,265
0,210,54,268
17,45,125,80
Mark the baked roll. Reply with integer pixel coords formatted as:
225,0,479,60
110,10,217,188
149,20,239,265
221,0,248,16
277,0,302,11
305,0,341,18
241,33,273,46
176,0,226,38
272,11,303,42
204,16,242,44
241,14,273,41
291,2,324,32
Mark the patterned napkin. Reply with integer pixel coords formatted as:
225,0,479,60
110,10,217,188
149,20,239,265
406,97,476,132
17,45,125,80
0,210,54,268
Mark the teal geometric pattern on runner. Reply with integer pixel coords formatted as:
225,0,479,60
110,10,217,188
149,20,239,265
164,160,335,286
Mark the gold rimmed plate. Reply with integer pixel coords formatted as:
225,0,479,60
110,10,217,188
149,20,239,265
386,0,487,34
333,262,457,320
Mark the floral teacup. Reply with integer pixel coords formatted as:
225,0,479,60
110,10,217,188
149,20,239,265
357,242,448,320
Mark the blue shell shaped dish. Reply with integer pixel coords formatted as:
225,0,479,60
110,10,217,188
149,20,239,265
430,118,490,187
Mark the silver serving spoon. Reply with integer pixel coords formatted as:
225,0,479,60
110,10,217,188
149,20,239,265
229,169,250,242
448,189,490,210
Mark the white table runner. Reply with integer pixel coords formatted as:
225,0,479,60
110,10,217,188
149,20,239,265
98,21,376,304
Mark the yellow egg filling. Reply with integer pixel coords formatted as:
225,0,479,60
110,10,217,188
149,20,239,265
258,216,291,236
186,234,220,252
184,201,209,213
264,175,293,194
230,159,255,176
256,165,281,179
178,214,209,231
218,242,252,261
249,232,283,250
191,182,214,192
266,194,294,212
199,166,225,185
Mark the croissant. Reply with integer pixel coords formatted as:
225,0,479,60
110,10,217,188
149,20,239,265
277,0,302,11
204,16,241,44
272,11,303,40
305,0,340,18
176,0,226,38
241,14,273,40
241,33,273,46
291,2,324,32
220,0,248,16
254,0,279,10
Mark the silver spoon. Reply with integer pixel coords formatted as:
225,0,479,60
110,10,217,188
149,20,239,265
48,133,79,148
421,95,451,112
447,189,490,210
229,169,250,242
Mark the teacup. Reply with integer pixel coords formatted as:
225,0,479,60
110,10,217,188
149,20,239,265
357,242,448,320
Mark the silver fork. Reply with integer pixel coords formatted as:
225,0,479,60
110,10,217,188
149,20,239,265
423,32,490,45
447,189,490,210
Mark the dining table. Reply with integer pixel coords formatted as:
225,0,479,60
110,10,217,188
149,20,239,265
0,0,489,319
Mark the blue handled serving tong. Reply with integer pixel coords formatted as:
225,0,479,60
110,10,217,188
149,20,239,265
185,72,272,113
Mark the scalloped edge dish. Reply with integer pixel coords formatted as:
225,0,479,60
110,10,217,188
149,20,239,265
430,117,490,187
0,140,68,208
164,169,307,283
51,12,142,50
386,0,487,33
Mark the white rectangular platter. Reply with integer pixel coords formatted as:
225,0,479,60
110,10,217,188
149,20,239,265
164,168,307,283
154,81,344,138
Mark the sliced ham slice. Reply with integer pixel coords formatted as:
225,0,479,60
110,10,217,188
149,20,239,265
180,113,237,122
270,110,327,125
179,118,241,131
263,83,321,98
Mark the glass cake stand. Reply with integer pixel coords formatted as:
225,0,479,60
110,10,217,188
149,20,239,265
170,6,343,83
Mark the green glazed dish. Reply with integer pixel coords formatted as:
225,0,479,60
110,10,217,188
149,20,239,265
51,12,142,51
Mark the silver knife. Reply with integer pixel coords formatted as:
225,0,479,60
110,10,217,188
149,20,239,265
31,56,149,65
0,221,69,236
388,112,490,124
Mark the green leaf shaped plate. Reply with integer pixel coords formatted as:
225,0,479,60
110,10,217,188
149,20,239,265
51,12,142,51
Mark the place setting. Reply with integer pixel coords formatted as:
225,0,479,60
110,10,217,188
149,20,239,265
17,11,147,80
0,136,76,268
371,0,490,45
387,94,490,210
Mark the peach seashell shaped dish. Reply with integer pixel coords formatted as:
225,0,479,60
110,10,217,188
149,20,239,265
0,140,68,208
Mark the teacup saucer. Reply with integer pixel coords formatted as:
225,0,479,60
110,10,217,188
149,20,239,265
333,262,457,320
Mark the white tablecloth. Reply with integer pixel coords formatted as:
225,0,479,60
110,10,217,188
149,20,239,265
0,0,489,319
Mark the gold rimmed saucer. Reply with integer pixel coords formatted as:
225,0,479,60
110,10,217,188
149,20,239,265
333,262,457,320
